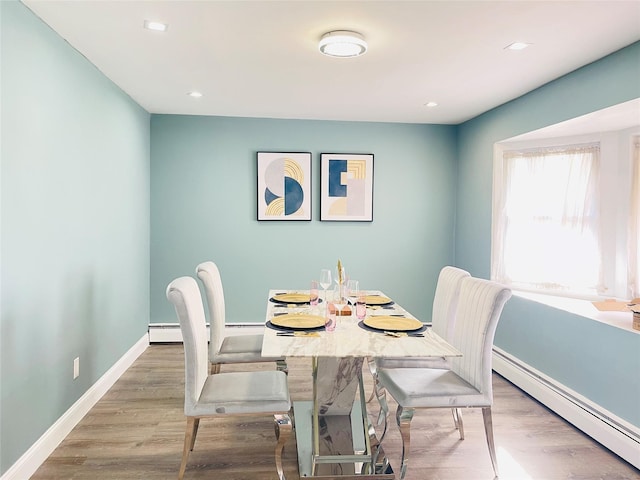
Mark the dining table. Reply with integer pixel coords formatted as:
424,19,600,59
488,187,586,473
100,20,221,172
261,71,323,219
261,289,461,479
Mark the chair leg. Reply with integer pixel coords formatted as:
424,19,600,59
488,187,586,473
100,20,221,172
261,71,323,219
189,418,200,451
366,357,377,403
451,408,459,428
396,406,415,480
453,408,464,439
179,417,198,480
274,413,293,480
482,407,499,478
276,359,289,374
374,376,390,431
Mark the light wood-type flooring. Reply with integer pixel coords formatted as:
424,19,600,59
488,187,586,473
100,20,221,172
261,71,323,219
32,344,639,480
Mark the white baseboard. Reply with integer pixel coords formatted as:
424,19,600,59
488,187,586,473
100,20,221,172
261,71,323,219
148,322,266,343
1,334,149,480
492,347,640,469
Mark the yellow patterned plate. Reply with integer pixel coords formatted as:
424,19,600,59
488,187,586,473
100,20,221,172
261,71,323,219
364,316,423,332
270,292,311,304
363,295,393,306
270,313,326,329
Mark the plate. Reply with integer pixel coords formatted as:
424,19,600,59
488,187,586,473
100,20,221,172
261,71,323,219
363,295,394,306
363,316,423,332
270,292,311,304
270,313,326,330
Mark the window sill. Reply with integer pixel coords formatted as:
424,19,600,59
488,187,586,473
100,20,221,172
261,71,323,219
513,290,639,334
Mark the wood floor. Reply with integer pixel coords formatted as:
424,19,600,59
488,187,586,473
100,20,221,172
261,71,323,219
32,344,638,480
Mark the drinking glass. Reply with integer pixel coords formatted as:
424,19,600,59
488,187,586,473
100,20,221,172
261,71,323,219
310,280,319,306
325,287,337,332
356,291,367,320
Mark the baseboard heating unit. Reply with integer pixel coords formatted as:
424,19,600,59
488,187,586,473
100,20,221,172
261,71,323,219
492,346,639,469
148,322,265,343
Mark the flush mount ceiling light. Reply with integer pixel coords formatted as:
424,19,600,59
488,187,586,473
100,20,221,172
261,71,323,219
187,91,203,98
319,30,367,58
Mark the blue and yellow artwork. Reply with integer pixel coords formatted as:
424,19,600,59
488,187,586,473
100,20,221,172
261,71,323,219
258,152,311,221
327,158,367,216
321,153,373,221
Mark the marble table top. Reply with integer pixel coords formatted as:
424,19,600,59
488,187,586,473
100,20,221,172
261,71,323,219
262,289,461,359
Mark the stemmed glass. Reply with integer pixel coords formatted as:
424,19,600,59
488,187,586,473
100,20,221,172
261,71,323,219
331,284,348,318
319,269,332,308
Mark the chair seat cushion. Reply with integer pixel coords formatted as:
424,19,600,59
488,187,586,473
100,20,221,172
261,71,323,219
375,356,450,370
377,367,491,408
212,333,284,364
188,370,290,416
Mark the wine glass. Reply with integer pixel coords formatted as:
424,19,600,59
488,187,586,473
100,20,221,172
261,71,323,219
319,269,332,306
331,284,348,318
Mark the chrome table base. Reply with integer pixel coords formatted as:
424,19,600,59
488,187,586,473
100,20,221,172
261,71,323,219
293,357,394,479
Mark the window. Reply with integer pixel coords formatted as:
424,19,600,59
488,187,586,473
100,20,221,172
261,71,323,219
492,130,638,301
630,137,640,298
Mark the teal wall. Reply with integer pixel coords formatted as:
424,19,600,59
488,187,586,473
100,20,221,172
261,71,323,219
151,115,458,326
456,42,640,426
0,1,150,474
2,0,639,475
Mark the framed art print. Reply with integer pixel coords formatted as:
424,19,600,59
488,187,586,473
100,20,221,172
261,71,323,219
320,153,374,221
257,152,312,221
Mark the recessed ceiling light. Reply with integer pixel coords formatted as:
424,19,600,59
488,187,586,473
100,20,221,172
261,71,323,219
187,91,203,98
505,42,531,51
144,20,168,32
319,31,368,58
424,101,438,108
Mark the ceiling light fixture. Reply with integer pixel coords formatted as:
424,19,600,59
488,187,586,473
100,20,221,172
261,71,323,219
319,30,367,58
505,42,531,51
424,101,438,108
187,91,203,98
144,20,168,32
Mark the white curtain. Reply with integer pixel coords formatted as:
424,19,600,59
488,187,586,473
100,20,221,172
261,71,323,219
629,138,640,299
492,144,602,296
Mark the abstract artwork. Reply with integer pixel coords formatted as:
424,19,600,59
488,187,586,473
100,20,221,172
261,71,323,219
320,153,374,221
257,152,312,221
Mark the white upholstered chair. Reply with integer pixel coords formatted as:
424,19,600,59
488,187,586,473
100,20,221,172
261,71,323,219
196,261,287,374
376,266,470,370
166,276,293,480
370,266,470,426
376,276,512,480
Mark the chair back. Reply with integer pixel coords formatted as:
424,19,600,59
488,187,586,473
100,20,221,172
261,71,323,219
431,266,470,340
449,277,511,401
166,276,210,413
195,261,226,356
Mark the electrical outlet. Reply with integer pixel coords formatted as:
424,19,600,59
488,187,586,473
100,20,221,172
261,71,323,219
73,357,80,379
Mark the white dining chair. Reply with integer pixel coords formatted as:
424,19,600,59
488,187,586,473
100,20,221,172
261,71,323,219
375,266,470,371
370,266,470,427
167,276,293,480
196,261,287,374
376,276,512,480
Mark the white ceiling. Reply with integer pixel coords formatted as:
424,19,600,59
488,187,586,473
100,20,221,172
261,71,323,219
22,0,640,124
